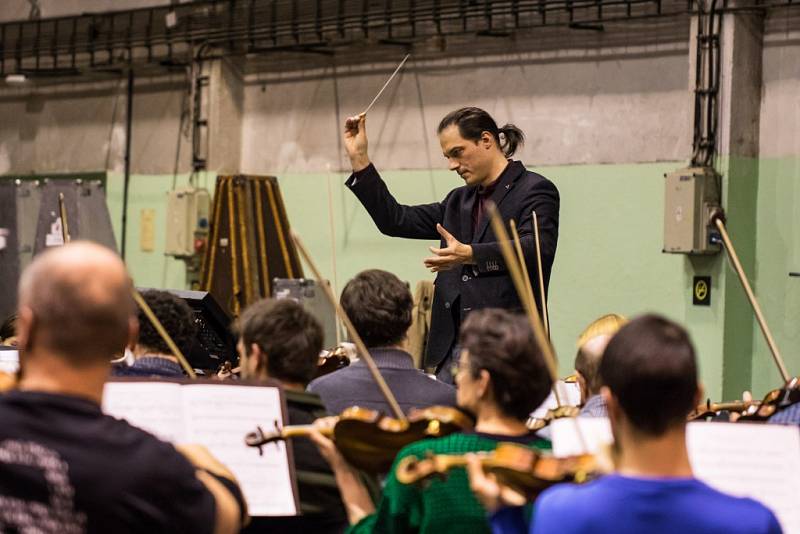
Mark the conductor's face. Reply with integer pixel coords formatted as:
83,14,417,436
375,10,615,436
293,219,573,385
439,125,495,188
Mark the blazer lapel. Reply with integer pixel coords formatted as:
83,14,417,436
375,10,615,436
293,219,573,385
472,161,524,243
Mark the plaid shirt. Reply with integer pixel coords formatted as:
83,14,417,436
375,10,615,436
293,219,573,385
768,402,800,425
579,394,608,418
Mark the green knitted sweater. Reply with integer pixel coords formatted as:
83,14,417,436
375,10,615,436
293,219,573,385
347,432,550,534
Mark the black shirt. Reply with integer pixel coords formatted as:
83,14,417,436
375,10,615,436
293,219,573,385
243,389,348,534
0,390,217,533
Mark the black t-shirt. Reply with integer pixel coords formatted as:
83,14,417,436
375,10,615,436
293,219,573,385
0,390,217,534
243,389,348,534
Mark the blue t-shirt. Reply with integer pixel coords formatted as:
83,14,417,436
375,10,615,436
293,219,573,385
490,474,782,534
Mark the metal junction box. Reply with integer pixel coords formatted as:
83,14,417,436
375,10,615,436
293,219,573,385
663,167,721,255
165,187,211,257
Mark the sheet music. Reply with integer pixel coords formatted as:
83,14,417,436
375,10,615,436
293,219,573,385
102,382,187,443
181,383,297,517
550,417,613,457
102,380,298,517
687,422,800,533
552,418,800,533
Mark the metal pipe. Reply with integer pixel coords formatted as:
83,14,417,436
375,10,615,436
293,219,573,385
121,67,133,260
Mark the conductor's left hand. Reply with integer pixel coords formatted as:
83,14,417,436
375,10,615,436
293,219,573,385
424,224,474,272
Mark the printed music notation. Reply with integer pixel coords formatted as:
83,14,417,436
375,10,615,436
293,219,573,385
102,380,299,517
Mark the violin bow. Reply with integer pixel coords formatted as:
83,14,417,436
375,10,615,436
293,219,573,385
488,204,590,452
711,210,791,383
131,289,197,378
291,231,408,423
532,211,550,338
487,205,562,407
58,193,71,244
508,220,537,323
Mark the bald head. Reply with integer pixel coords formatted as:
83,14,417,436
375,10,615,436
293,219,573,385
574,333,612,397
18,242,135,365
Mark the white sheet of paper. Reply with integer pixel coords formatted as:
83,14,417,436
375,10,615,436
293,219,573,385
103,382,186,443
550,417,613,457
687,422,800,533
531,381,582,419
551,418,800,533
181,383,297,516
102,381,298,517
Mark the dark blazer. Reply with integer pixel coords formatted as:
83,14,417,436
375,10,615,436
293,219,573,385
307,348,456,415
346,161,560,368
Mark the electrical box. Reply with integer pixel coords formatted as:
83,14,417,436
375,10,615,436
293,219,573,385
663,167,721,255
165,187,211,257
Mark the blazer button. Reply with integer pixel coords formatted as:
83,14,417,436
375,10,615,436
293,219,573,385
462,275,469,282
444,302,451,309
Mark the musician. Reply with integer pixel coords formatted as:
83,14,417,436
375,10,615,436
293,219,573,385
237,298,349,533
113,289,195,378
310,308,553,533
574,313,627,417
469,314,782,534
0,242,245,533
344,107,559,382
768,401,800,425
308,269,456,414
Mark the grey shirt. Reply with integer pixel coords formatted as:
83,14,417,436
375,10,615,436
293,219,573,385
307,347,457,415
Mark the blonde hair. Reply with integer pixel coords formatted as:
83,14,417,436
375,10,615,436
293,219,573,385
576,313,628,348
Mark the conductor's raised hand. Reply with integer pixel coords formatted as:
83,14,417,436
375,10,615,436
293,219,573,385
344,113,370,172
423,224,474,273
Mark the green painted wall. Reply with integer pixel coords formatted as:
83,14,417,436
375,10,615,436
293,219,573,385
274,162,728,398
28,157,797,400
751,156,800,396
105,171,216,290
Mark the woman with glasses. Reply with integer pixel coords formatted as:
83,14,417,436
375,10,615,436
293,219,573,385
310,308,553,534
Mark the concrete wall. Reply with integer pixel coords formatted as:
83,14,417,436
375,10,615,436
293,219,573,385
2,9,799,398
750,19,800,395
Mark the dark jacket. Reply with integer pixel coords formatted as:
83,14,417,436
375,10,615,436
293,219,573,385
346,161,559,367
307,348,456,415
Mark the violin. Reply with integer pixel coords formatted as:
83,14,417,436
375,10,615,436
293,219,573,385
688,399,761,421
527,405,580,431
738,377,800,421
396,442,599,497
245,405,474,473
314,346,350,379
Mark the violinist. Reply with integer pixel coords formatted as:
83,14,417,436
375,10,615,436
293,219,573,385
0,242,245,533
309,308,553,533
768,396,800,425
236,298,349,533
308,269,456,415
112,289,195,378
469,314,782,534
574,313,627,417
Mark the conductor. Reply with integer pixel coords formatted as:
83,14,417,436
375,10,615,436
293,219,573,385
344,107,559,383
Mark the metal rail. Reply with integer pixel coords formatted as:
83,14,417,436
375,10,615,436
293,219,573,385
0,0,674,76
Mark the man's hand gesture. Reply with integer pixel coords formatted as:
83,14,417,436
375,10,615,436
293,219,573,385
344,113,370,172
424,224,474,273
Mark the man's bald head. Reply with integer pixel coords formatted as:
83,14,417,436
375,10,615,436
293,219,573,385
18,242,135,365
574,334,613,397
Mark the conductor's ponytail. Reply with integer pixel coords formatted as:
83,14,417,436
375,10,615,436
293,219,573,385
498,124,524,158
437,107,526,158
